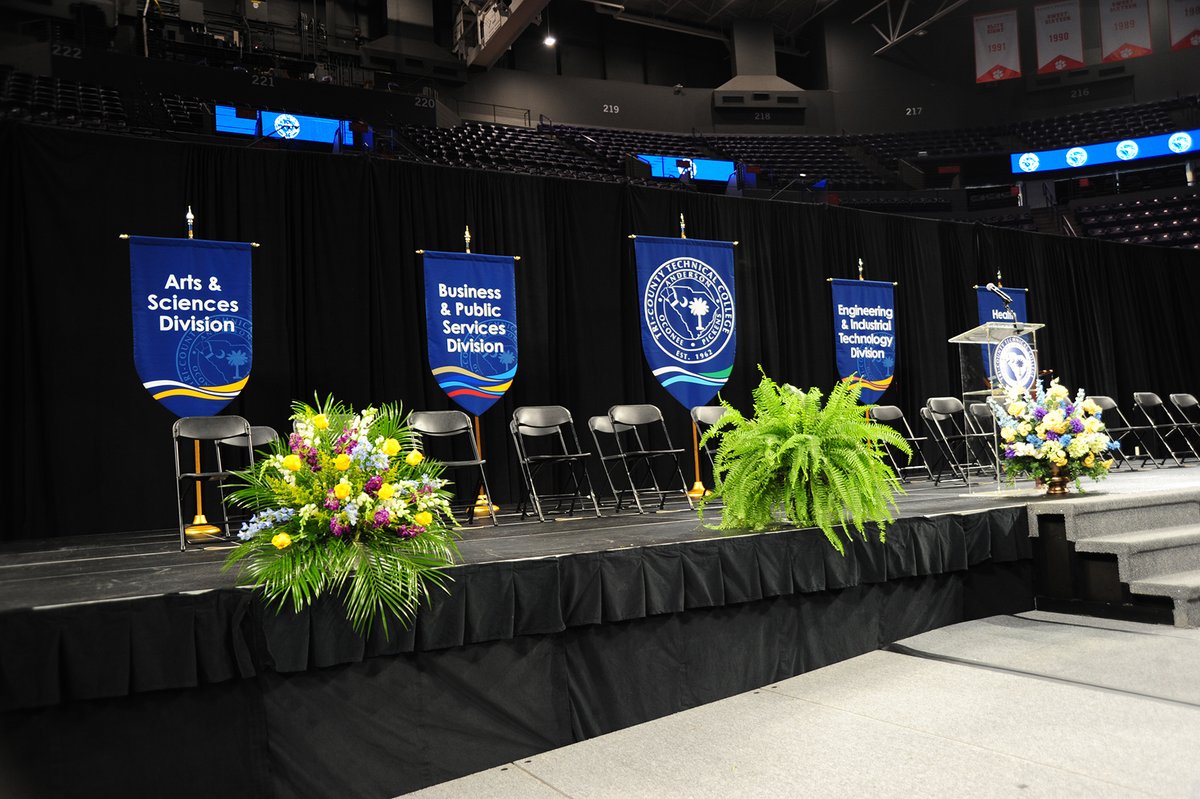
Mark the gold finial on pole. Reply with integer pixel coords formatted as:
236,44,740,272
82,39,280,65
464,225,472,253
858,257,864,280
186,206,195,240
996,268,1003,287
680,213,687,239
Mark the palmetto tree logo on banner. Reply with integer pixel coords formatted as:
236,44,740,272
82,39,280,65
129,236,253,417
634,236,736,409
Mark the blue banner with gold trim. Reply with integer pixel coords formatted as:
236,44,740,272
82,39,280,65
130,236,253,417
831,279,895,404
634,236,736,410
422,251,518,416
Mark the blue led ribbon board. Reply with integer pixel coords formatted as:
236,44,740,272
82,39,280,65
636,154,737,181
1011,129,1199,174
214,105,354,145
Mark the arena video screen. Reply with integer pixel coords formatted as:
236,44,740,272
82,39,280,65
1010,129,1198,175
636,154,737,181
215,105,355,145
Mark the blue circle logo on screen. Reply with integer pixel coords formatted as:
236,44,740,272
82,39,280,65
1018,153,1040,173
1065,148,1088,167
274,114,301,139
1169,132,1193,154
1115,140,1139,161
992,336,1037,392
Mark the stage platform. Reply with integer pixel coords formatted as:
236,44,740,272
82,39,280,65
2,469,1198,798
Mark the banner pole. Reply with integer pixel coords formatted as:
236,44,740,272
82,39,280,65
472,414,498,517
687,420,707,499
180,205,221,542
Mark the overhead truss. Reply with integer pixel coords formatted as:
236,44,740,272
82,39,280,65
852,0,968,56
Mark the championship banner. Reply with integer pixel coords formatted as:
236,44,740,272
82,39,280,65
634,236,736,410
831,279,895,404
422,251,517,416
129,236,252,417
1035,1,1085,73
1101,0,1152,62
974,10,1021,83
1169,0,1200,50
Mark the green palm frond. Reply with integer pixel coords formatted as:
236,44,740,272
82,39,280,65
699,368,910,554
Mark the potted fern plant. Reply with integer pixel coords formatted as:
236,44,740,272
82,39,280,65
699,370,910,554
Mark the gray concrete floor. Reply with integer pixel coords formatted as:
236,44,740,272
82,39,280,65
401,612,1200,798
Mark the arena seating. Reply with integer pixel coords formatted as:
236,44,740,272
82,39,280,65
3,61,1197,247
1077,190,1200,249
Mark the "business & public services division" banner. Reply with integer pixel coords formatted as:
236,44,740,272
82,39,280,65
422,251,517,416
831,279,895,404
634,236,736,410
130,236,253,417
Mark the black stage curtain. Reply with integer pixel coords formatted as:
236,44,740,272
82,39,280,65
4,120,1199,540
0,564,1032,799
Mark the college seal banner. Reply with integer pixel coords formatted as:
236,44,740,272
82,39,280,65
422,251,518,416
129,236,253,417
634,236,736,410
831,279,895,404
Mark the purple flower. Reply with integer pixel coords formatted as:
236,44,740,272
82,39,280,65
324,491,341,511
1064,403,1075,416
1045,430,1060,441
1070,418,1084,434
395,525,421,539
289,432,304,452
364,475,384,496
1033,407,1047,421
330,517,350,537
373,508,390,528
1004,446,1016,458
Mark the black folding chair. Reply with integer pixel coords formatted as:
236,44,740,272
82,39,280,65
510,405,601,522
967,402,999,469
216,425,280,527
690,405,727,473
589,404,693,514
868,405,934,482
1133,392,1195,466
1087,396,1152,470
173,415,253,550
1169,394,1200,454
922,397,992,484
410,410,498,526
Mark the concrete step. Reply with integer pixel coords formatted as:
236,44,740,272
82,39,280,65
1029,488,1200,541
1074,524,1200,581
1129,569,1200,627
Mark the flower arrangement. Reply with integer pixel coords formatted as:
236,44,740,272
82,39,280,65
987,379,1119,488
224,397,459,634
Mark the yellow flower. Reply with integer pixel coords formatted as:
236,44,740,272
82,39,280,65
382,438,401,457
377,482,395,500
1080,399,1101,416
335,453,352,471
1007,401,1027,418
271,532,292,549
1052,454,1068,467
1102,458,1115,470
312,414,330,430
1001,427,1016,442
1047,382,1070,400
1084,417,1102,433
1017,422,1032,436
282,454,303,472
1084,454,1095,468
413,510,433,527
334,481,351,500
405,450,425,467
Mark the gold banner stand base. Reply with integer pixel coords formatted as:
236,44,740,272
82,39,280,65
687,481,711,499
185,514,223,542
473,491,499,517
